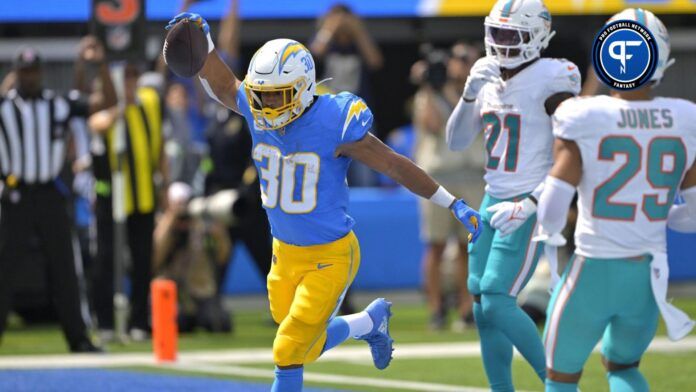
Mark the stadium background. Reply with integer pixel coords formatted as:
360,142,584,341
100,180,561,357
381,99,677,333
1,1,696,391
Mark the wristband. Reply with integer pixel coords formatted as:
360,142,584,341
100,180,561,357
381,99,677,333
430,186,456,209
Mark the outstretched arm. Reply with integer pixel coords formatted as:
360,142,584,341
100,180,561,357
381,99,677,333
336,133,481,241
338,133,437,197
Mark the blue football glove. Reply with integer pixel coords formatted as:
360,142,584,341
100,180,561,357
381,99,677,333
165,12,210,35
165,12,214,53
451,199,482,243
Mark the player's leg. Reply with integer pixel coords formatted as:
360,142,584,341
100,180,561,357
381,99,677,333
601,256,658,392
453,182,481,329
303,233,393,370
454,240,473,329
126,212,154,333
544,256,609,391
267,240,300,392
423,242,447,329
419,198,450,330
469,193,515,391
36,191,92,349
271,233,361,391
479,198,546,383
308,232,392,368
318,234,366,354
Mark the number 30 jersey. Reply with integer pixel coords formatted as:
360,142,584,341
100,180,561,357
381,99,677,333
236,84,372,246
553,95,696,258
474,57,581,199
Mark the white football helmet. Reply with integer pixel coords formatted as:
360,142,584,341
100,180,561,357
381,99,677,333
608,8,675,85
484,0,555,69
244,39,316,130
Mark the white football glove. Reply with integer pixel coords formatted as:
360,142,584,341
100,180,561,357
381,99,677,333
462,56,503,101
486,197,536,236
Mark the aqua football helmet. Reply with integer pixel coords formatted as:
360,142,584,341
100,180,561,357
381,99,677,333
244,39,316,130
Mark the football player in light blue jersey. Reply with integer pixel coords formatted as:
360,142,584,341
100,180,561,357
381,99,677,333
165,13,482,392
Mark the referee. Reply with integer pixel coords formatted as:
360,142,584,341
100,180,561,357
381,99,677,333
0,46,116,352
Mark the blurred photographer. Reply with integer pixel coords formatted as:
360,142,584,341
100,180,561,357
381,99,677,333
152,182,233,333
412,43,485,331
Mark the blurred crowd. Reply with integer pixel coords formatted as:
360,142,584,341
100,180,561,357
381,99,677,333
0,1,498,351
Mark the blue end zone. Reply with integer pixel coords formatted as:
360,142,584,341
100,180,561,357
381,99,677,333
0,369,343,392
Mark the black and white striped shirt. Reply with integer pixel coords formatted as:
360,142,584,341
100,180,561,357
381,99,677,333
0,89,89,184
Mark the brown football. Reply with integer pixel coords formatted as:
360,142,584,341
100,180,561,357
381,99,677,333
163,19,208,78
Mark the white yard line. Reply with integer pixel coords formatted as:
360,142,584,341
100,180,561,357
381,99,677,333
0,336,693,369
163,361,493,392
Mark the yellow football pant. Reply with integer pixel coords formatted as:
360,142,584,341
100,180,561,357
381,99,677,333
268,231,360,367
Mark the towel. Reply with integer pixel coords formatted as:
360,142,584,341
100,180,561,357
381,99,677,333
533,230,566,292
649,251,695,341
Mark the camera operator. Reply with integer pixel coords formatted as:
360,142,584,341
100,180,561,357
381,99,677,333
412,42,485,331
152,182,233,333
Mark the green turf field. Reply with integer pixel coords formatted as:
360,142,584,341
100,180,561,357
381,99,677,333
2,297,695,391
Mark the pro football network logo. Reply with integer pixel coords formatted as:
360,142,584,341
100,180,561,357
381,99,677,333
592,20,658,90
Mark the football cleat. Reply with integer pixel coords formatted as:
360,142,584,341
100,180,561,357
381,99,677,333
357,298,394,370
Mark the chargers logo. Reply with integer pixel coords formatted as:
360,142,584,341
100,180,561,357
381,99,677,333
592,20,658,90
342,100,368,139
278,42,308,74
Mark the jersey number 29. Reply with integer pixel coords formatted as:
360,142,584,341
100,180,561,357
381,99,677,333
593,136,686,221
253,144,319,214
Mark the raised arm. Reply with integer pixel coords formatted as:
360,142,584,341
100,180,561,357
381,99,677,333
446,98,482,150
199,51,243,113
446,57,500,151
75,36,117,115
336,133,481,242
165,13,243,113
310,10,344,58
218,0,240,59
344,13,383,70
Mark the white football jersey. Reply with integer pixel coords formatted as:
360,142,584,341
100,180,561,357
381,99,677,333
475,57,581,199
554,96,696,258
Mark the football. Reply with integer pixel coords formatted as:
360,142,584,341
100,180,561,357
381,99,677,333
163,19,208,78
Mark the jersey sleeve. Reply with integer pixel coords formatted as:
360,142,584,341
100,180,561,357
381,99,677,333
552,97,587,141
545,59,582,97
338,93,373,144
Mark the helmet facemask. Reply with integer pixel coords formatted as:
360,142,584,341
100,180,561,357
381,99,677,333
245,77,309,130
484,20,554,68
